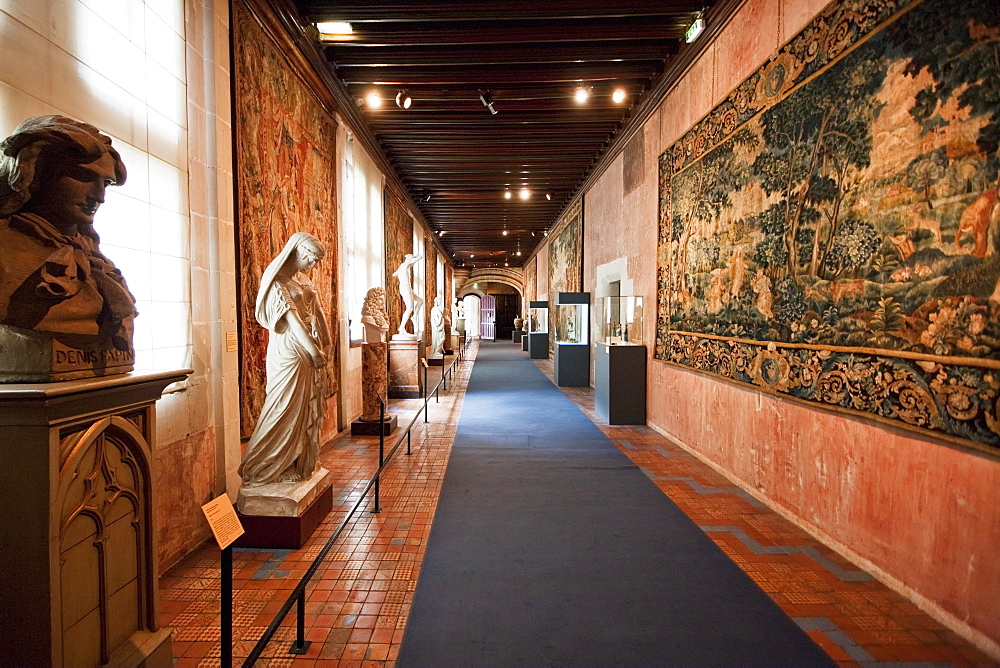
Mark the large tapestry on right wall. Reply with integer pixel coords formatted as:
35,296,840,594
657,0,1000,454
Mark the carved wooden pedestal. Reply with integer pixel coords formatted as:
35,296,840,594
388,339,423,398
0,369,190,667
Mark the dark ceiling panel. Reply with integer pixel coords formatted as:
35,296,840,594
294,0,716,265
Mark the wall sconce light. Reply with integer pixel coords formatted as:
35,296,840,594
395,90,412,109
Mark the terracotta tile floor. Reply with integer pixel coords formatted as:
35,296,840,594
160,340,996,666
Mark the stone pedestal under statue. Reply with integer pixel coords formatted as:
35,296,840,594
389,339,423,398
0,369,190,667
235,467,333,549
352,341,397,435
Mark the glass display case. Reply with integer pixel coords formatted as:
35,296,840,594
553,292,590,386
554,292,590,345
527,300,549,359
596,295,643,346
528,301,548,333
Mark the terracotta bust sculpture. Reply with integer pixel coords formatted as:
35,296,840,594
361,287,389,343
392,253,423,340
0,115,137,381
239,232,331,484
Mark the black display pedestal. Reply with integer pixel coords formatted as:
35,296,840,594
554,342,590,386
528,332,549,359
595,343,647,424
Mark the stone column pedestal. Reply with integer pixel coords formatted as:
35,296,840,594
388,339,423,398
352,342,397,435
0,369,191,667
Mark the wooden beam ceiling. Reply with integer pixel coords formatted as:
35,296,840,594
295,0,716,263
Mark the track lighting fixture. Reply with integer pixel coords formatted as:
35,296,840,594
545,192,552,200
478,89,499,115
395,90,412,109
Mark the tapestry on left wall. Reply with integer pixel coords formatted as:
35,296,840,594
425,241,437,342
385,189,413,336
233,0,339,439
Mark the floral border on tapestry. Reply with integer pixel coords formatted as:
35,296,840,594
656,0,1000,454
384,188,413,336
548,199,584,353
232,0,339,438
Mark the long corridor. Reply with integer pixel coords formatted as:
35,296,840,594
160,340,993,666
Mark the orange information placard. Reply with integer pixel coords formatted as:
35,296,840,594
201,493,245,550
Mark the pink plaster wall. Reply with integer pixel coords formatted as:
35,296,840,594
156,427,216,572
569,0,1000,652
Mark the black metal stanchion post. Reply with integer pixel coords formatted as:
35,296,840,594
407,430,411,455
221,545,232,666
372,399,384,514
424,363,429,422
288,588,310,654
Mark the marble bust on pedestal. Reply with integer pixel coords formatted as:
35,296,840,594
0,115,138,381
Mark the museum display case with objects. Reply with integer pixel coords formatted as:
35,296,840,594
527,301,549,359
553,292,590,387
595,296,646,424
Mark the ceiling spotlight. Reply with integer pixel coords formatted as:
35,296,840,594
316,21,353,40
478,89,499,115
504,190,512,199
545,192,552,200
543,230,548,237
395,90,412,109
365,91,382,108
519,188,530,200
612,88,627,104
470,254,475,258
423,193,432,202
574,87,590,104
516,250,522,257
502,229,508,236
505,262,509,267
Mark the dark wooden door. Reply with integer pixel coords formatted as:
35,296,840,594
494,293,520,340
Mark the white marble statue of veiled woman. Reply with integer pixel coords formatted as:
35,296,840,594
239,232,331,484
430,296,445,357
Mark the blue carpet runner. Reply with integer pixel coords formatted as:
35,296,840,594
398,341,833,666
